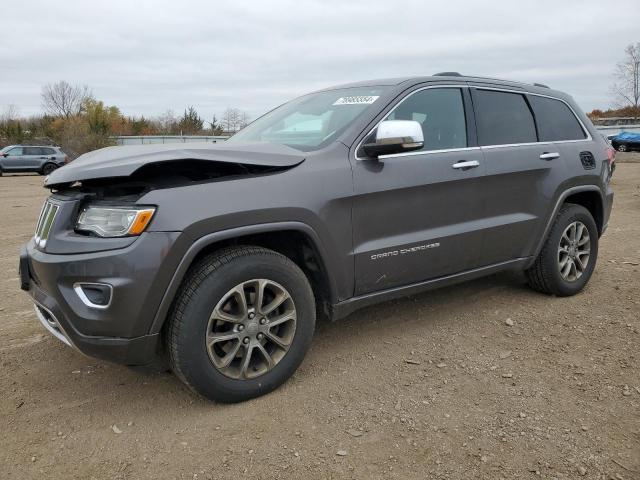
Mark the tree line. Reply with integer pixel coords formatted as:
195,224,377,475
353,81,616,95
0,81,251,158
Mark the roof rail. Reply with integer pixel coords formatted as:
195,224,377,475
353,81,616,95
432,73,551,89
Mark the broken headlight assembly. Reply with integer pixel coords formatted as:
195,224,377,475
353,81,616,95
75,205,155,237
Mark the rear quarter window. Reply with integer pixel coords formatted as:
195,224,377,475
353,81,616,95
528,96,587,141
474,90,537,146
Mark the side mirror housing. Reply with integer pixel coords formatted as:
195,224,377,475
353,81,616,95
362,120,424,158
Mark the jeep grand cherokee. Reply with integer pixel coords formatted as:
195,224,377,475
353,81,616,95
19,73,615,402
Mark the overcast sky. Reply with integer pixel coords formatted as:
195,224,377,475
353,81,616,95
1,0,638,122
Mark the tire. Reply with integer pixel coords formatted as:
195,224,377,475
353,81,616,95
525,203,598,297
41,163,57,175
166,246,316,403
617,144,627,152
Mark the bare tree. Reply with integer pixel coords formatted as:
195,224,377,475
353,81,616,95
221,107,250,133
156,109,178,134
221,107,240,133
41,81,92,118
239,111,251,130
611,42,640,119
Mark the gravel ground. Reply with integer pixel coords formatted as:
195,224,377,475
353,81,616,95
1,155,639,480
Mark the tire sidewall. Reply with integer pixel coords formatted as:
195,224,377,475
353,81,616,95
173,252,315,402
542,205,599,296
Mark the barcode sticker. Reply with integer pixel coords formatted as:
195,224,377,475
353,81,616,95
333,96,380,106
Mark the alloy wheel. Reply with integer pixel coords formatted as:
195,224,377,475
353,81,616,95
558,221,591,282
205,279,297,379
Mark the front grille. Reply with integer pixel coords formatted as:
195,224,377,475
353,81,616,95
34,200,59,248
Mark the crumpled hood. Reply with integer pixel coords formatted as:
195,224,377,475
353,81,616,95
45,141,305,186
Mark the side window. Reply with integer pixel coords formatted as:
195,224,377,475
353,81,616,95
24,147,39,155
385,88,467,151
5,147,23,156
474,90,537,146
42,147,55,155
528,96,587,141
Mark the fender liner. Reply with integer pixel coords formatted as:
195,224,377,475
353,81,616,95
147,221,337,334
525,185,604,269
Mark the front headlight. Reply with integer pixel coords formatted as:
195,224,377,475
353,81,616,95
76,206,156,237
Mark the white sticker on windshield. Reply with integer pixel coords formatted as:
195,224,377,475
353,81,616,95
333,95,380,106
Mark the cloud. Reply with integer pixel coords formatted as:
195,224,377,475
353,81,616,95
1,0,638,119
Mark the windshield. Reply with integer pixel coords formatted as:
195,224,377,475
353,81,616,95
228,86,389,151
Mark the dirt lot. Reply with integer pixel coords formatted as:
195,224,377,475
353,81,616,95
1,156,639,480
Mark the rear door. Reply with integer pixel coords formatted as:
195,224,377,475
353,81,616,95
351,85,487,295
471,87,569,264
527,93,593,176
22,147,44,169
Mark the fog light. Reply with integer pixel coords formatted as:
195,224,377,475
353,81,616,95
73,283,113,309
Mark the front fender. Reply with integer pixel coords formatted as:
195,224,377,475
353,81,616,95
147,221,341,335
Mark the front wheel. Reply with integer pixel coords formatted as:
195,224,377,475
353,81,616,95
617,144,627,152
166,246,316,402
526,204,599,296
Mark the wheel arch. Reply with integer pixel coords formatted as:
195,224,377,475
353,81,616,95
41,162,57,174
148,221,337,335
563,190,604,235
527,185,604,269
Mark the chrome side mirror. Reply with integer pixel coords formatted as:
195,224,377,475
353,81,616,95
362,120,424,158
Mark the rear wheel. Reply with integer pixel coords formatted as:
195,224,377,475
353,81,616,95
41,163,57,175
525,204,598,296
166,246,315,402
617,144,627,152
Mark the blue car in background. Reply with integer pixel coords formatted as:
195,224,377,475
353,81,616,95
610,132,640,152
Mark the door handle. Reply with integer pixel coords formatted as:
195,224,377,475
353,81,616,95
452,160,480,170
539,152,560,161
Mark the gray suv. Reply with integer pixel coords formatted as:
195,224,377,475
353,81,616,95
19,73,615,402
0,145,67,176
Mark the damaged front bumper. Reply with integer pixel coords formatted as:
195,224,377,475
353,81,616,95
19,229,181,366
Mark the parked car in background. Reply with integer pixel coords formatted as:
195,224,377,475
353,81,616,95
610,132,640,152
0,145,68,176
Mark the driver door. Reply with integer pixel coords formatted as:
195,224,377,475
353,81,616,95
351,86,487,295
2,146,25,170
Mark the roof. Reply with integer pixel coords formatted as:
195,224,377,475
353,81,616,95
1,144,60,148
317,73,565,98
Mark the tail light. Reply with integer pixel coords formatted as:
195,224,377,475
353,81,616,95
606,147,616,166
606,147,616,176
